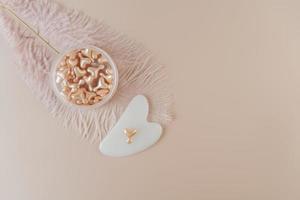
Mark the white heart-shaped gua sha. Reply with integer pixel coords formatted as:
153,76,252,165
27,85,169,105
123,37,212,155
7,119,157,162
99,95,162,157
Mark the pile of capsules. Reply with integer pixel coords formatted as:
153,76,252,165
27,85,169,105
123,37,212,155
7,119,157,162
54,48,116,106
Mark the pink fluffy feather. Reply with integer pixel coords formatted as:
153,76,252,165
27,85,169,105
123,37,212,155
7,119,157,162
0,0,173,141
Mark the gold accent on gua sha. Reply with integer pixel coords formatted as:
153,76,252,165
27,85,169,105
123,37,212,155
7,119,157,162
124,128,137,144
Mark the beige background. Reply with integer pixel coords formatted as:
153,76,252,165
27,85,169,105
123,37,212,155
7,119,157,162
1,0,300,199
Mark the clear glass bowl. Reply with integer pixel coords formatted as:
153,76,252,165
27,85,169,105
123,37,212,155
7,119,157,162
51,46,118,109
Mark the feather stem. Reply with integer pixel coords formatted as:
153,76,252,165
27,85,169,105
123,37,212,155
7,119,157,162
0,3,60,54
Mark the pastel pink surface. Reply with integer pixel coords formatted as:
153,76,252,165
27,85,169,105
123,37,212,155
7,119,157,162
2,0,300,200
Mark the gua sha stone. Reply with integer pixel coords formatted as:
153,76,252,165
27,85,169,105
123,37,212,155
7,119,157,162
100,95,162,157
